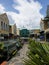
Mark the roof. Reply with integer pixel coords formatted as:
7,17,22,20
0,13,9,23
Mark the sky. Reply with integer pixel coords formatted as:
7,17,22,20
0,0,49,30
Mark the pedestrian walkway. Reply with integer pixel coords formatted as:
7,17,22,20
7,44,28,65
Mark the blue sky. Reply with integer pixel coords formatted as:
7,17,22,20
34,0,49,16
0,0,49,29
0,0,49,16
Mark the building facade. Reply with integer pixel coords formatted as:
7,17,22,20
40,5,49,41
11,24,17,35
0,13,9,37
16,28,20,35
29,29,40,38
9,25,12,34
46,5,49,17
40,19,44,31
9,24,17,39
20,29,29,37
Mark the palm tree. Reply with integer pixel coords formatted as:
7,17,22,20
24,39,49,65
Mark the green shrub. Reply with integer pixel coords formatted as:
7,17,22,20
24,40,49,65
0,42,4,49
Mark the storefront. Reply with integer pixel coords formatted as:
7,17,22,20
40,31,45,41
0,34,9,40
45,29,49,42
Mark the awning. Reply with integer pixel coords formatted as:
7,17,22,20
45,28,49,33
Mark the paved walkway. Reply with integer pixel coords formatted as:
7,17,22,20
7,44,28,65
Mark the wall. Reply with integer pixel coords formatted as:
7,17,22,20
0,13,9,35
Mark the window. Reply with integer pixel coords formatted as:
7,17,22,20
6,24,7,30
4,23,5,30
6,24,9,31
47,22,49,28
1,21,3,30
40,22,44,31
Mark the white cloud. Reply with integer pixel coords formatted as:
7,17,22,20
0,4,5,14
12,0,43,29
0,0,44,29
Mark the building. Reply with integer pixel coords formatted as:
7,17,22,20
33,29,40,34
20,29,29,37
9,25,13,39
9,25,12,34
0,13,9,39
40,19,45,40
29,29,40,38
43,17,49,41
16,28,20,36
40,17,49,41
9,24,17,39
40,19,44,31
46,5,49,17
40,5,49,31
12,24,17,35
40,5,49,41
40,17,49,31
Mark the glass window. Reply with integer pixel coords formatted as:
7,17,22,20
4,23,5,30
48,22,49,28
6,24,9,31
1,21,3,30
6,24,7,30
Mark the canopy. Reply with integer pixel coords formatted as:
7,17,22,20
45,28,49,33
